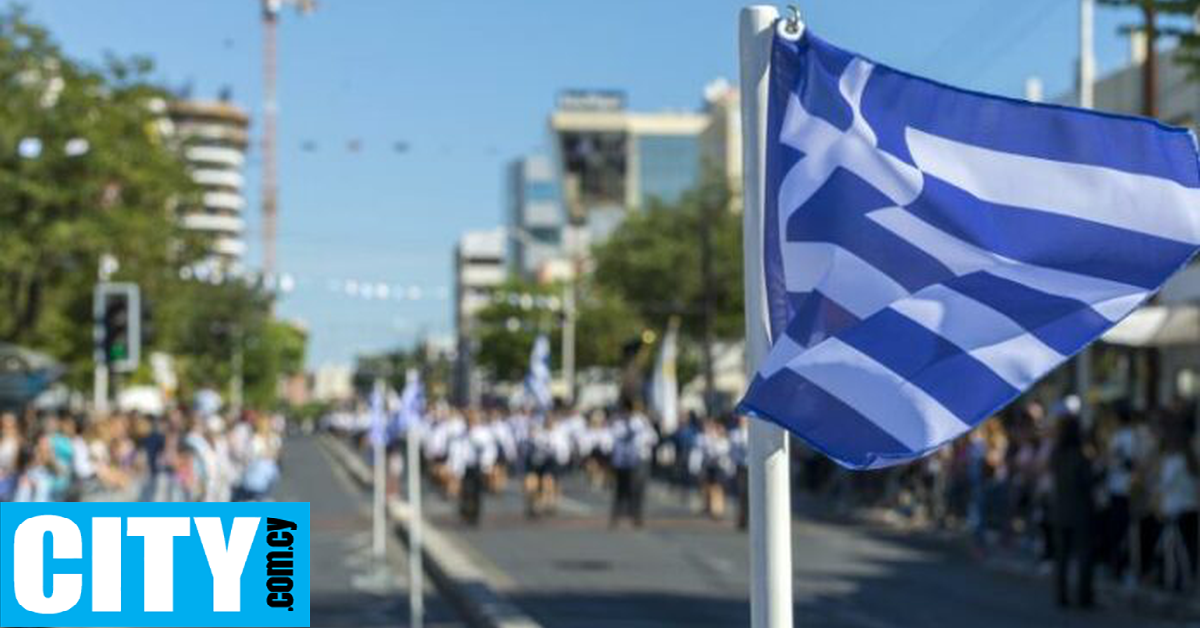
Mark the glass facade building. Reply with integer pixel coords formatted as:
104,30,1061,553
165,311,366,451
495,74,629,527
636,133,701,206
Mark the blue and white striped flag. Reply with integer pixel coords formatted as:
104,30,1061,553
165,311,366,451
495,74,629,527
525,334,553,411
738,29,1200,470
368,379,388,447
397,368,425,433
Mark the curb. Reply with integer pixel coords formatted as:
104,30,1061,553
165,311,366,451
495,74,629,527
318,435,543,628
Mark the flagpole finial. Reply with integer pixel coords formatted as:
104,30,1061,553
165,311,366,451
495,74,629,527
779,5,804,40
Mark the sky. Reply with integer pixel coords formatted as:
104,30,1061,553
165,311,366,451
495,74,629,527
26,0,1151,368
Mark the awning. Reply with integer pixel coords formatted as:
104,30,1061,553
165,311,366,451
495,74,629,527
0,343,65,407
1102,305,1200,347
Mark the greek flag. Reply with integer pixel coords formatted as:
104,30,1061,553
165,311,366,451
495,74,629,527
737,29,1200,470
397,368,425,433
525,334,553,411
368,379,389,447
649,320,680,434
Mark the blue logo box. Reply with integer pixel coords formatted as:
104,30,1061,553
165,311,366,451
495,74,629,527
0,502,309,627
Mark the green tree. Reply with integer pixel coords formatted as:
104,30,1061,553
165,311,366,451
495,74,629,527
591,175,741,406
572,283,645,370
0,7,201,386
353,339,454,400
472,278,560,382
591,176,743,343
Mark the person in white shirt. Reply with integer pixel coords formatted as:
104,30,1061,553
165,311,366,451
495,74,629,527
579,410,613,489
525,413,572,517
488,410,516,491
610,405,659,528
1104,407,1140,580
692,420,733,519
454,410,498,525
1157,421,1199,590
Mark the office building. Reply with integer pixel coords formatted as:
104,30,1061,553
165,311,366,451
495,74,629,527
453,228,507,403
506,154,566,280
549,89,709,246
699,78,743,212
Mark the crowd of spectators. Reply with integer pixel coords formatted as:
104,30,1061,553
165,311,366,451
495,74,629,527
795,396,1200,602
0,407,285,503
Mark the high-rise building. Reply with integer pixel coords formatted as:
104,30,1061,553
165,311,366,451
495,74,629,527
453,228,507,404
549,89,709,244
506,155,565,280
167,99,251,273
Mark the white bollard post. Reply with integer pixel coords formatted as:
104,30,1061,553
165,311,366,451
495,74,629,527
372,431,386,560
407,422,424,628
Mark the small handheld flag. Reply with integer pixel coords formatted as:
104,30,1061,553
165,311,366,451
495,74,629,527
398,368,425,432
525,334,553,412
368,379,388,447
738,27,1200,470
649,319,680,434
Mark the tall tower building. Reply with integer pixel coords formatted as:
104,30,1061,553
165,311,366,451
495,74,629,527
167,99,251,273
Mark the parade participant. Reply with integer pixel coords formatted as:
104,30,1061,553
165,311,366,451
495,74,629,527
454,409,499,525
579,409,613,489
486,409,514,491
692,419,733,518
525,412,571,517
610,402,658,528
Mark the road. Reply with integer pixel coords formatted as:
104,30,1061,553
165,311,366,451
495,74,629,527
417,471,1190,628
273,435,464,628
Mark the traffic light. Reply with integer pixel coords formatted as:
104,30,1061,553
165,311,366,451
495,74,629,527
102,292,130,365
94,283,141,373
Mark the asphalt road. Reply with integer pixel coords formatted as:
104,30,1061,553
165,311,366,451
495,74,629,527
274,435,464,628
418,470,1192,628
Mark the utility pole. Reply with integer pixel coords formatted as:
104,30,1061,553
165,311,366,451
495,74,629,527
1140,1,1159,118
1138,0,1161,408
698,189,717,414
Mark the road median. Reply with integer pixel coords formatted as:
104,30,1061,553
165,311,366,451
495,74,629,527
318,434,543,628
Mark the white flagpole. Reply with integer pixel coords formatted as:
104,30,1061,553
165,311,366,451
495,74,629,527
372,380,387,560
1076,0,1095,428
407,413,424,628
739,6,793,628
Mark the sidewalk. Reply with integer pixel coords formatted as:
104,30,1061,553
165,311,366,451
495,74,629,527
792,492,1200,622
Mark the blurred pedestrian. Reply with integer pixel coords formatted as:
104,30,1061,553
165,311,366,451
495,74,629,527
1156,421,1198,591
1051,415,1097,608
610,403,657,528
0,412,21,501
1104,405,1140,582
